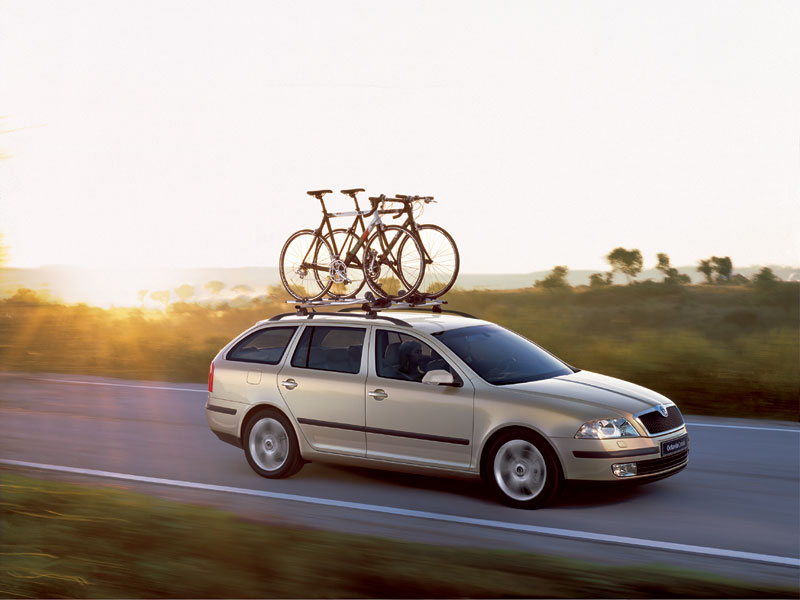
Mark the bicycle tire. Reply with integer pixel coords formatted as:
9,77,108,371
319,228,366,299
279,229,333,301
400,224,459,298
362,225,424,301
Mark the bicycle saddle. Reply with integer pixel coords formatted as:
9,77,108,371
340,188,365,195
306,189,333,197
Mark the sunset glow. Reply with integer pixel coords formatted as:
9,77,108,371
1,1,798,304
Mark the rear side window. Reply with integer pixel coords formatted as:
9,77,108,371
291,326,366,374
227,327,298,365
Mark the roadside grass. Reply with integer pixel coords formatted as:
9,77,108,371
0,282,797,420
0,473,794,598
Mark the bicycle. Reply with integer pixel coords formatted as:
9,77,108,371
279,189,425,301
382,194,459,299
320,191,459,300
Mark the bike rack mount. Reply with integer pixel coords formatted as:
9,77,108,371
287,295,446,318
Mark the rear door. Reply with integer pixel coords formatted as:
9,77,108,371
277,324,368,456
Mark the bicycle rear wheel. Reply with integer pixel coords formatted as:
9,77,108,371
279,230,333,301
401,224,459,298
320,228,366,299
363,225,424,301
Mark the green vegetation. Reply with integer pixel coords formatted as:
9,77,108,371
445,284,799,421
0,283,797,420
0,472,793,598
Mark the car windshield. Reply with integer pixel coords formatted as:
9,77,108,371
434,324,573,385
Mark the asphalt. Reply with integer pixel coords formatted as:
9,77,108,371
1,371,798,588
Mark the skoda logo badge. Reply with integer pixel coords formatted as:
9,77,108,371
657,404,669,417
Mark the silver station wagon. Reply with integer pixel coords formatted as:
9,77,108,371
206,309,689,508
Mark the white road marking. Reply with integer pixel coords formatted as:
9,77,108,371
22,377,206,394
16,377,800,433
1,458,798,568
686,422,800,434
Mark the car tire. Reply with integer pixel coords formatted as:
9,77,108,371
243,410,303,479
483,429,561,509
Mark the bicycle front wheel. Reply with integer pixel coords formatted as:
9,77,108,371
363,225,424,301
279,230,333,301
402,224,459,298
320,228,366,299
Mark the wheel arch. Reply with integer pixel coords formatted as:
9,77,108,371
240,402,297,443
478,425,564,482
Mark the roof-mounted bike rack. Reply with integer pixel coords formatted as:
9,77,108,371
268,294,477,325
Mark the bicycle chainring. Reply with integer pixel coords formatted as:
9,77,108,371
330,259,351,285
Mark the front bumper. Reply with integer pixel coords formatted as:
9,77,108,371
553,427,689,481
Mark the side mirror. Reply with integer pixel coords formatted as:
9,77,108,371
422,369,462,387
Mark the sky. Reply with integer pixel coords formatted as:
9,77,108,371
1,0,799,278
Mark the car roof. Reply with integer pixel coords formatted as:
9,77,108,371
256,311,492,334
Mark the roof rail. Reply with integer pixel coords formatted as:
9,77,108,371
268,311,411,327
378,307,479,320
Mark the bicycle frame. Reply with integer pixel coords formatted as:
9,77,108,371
383,197,436,265
300,194,407,280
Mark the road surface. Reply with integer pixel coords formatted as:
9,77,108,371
0,372,798,588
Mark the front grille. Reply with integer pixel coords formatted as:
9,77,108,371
638,405,684,434
636,449,689,476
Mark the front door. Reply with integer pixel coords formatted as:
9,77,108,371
278,325,368,457
365,328,474,468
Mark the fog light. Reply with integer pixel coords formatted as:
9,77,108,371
612,462,637,477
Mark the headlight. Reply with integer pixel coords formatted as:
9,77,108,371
575,418,640,439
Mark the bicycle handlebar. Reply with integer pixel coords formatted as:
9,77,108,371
391,195,436,204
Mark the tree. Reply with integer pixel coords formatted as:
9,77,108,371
589,272,613,287
205,280,225,296
231,284,254,296
711,256,732,283
655,253,690,285
150,290,171,310
175,284,195,302
697,259,713,284
753,267,780,290
137,289,148,307
606,247,643,284
534,266,570,289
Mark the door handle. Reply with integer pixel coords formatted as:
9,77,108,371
368,389,388,400
280,379,298,390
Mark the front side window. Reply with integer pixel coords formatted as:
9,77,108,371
227,326,298,365
375,329,456,383
290,326,366,374
435,324,572,385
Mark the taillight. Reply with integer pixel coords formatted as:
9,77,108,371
208,362,215,393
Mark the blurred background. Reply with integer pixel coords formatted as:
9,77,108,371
0,0,798,419
0,2,798,597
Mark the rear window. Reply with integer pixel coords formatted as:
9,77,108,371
227,327,298,365
290,326,366,374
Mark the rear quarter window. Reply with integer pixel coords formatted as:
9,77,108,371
226,327,298,365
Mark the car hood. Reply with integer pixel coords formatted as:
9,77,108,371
504,370,673,417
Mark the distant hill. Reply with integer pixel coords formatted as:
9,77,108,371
1,264,798,306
